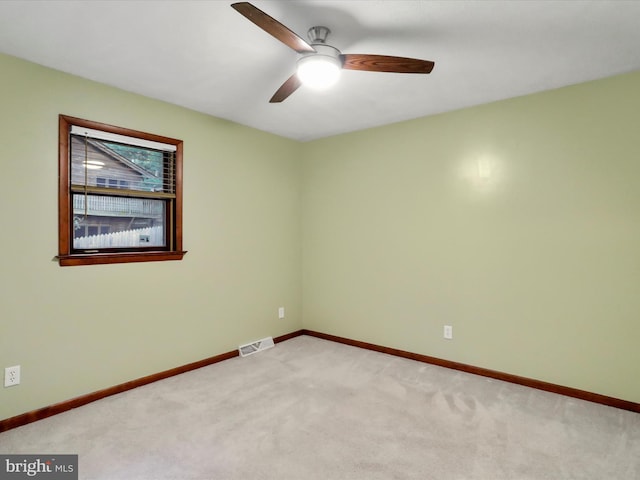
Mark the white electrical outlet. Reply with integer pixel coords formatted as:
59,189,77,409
444,325,453,340
278,307,285,319
4,365,20,387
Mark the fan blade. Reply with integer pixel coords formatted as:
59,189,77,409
231,2,316,54
270,74,302,103
341,54,434,74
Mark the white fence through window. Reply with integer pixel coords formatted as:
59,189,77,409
74,226,164,249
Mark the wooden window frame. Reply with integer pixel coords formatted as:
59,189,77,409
57,115,186,266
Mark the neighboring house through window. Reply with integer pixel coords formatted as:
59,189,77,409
58,115,186,266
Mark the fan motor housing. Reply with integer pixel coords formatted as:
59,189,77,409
303,43,341,63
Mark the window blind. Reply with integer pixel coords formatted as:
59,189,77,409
70,135,176,198
70,125,177,152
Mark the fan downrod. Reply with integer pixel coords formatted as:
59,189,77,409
307,26,330,44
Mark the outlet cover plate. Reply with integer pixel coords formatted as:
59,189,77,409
4,365,20,387
444,325,453,340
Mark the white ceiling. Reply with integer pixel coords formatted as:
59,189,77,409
1,1,639,141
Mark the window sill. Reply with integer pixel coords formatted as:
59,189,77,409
57,251,187,267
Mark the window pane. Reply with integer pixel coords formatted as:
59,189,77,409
72,194,165,249
70,136,172,194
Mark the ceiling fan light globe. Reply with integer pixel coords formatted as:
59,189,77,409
297,55,341,90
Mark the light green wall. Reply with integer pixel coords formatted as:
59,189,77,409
0,53,302,420
2,52,638,422
302,71,640,403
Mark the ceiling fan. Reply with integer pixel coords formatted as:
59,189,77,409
231,2,435,103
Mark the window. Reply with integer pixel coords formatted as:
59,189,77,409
58,115,186,266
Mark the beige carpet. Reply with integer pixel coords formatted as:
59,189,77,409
1,336,638,479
